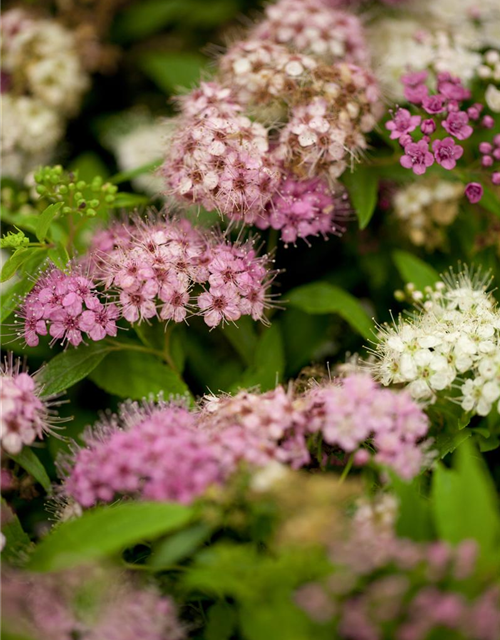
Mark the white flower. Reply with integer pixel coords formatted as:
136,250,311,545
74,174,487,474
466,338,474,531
485,85,500,113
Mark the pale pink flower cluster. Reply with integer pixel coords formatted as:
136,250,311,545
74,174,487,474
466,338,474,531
18,266,119,347
1,568,185,640
0,358,57,455
90,217,273,327
219,40,318,108
274,64,383,180
162,0,381,243
161,82,280,223
251,0,370,66
255,174,348,245
304,375,430,480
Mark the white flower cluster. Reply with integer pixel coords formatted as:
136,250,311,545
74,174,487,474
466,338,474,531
374,270,500,417
367,18,482,100
0,9,89,179
477,50,500,113
393,178,463,249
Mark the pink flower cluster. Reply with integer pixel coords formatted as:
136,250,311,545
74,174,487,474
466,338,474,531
250,0,369,66
18,267,119,348
0,358,56,455
90,217,273,327
304,375,430,480
297,498,500,640
388,71,497,202
479,135,500,186
2,568,185,640
162,0,382,244
255,174,348,245
62,374,430,509
161,82,280,223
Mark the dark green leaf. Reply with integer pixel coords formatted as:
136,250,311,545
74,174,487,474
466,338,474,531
148,523,212,570
287,281,374,341
223,316,259,366
69,152,110,181
1,498,33,563
205,602,238,640
389,475,433,541
480,186,500,218
113,0,185,42
47,243,70,270
8,448,51,493
140,51,207,94
342,165,378,230
35,202,63,243
89,349,190,400
0,278,36,323
27,502,193,572
109,159,162,185
393,250,440,290
36,342,112,396
236,323,285,392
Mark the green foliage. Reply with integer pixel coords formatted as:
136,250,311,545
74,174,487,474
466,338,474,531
393,250,440,290
0,230,29,249
287,281,374,341
235,323,285,391
139,51,208,94
148,522,213,570
1,498,33,563
8,449,52,493
27,502,194,572
342,165,378,230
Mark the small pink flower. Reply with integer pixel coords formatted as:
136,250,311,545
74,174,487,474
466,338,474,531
482,155,494,168
492,172,500,186
198,286,242,327
386,108,421,140
432,138,463,170
479,142,493,154
404,84,429,105
482,115,495,129
442,111,473,140
400,140,434,175
422,94,446,114
420,119,436,135
464,182,483,204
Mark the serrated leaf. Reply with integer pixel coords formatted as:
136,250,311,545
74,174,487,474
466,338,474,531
35,202,63,242
342,165,378,230
89,350,190,400
393,250,440,290
8,448,51,493
27,501,193,572
287,281,374,341
36,343,112,397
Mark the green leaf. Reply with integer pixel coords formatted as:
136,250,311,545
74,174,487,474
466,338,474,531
480,186,500,218
140,51,207,94
223,316,259,366
69,152,110,181
111,192,150,208
36,342,112,397
1,248,31,283
89,349,190,400
393,250,440,290
1,497,33,563
389,475,433,541
434,429,472,459
27,501,193,572
287,281,374,341
342,165,378,230
113,0,185,42
35,202,63,243
205,602,238,640
148,522,212,570
236,323,285,392
47,243,70,270
109,159,162,185
0,278,36,323
8,448,51,493
431,439,500,558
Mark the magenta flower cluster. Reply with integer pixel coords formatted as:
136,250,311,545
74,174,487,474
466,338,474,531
387,71,497,202
304,374,430,480
255,174,348,245
18,267,119,348
162,0,382,244
62,374,430,508
0,358,55,455
2,569,185,640
90,217,273,327
479,134,500,187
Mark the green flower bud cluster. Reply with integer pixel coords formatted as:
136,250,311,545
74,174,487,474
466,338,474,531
34,165,118,218
0,230,29,249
